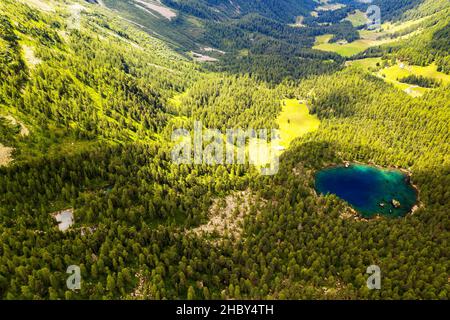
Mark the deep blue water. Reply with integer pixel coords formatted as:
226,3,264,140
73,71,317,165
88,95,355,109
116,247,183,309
315,164,418,218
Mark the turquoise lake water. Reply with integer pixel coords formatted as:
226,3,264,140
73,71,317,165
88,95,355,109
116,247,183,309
315,164,418,218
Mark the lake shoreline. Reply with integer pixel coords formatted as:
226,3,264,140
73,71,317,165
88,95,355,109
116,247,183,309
315,160,422,220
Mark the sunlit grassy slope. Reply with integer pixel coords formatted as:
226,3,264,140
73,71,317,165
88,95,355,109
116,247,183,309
313,13,434,57
238,99,321,170
314,34,371,57
344,10,367,27
378,63,450,85
346,59,450,97
377,63,450,97
345,57,383,71
276,99,320,149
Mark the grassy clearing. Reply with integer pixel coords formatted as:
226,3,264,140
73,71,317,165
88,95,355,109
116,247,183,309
314,34,334,46
314,15,431,57
168,92,188,109
378,63,450,85
344,10,367,27
346,59,449,97
316,2,346,12
313,34,376,57
276,99,320,149
345,57,383,71
166,98,320,173
375,63,450,97
381,14,435,34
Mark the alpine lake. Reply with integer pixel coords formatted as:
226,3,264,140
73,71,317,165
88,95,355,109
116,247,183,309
315,163,418,218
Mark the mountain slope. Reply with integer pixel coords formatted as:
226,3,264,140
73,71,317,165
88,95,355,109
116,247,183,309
162,0,316,22
100,0,356,82
0,0,202,163
0,0,448,301
390,0,450,72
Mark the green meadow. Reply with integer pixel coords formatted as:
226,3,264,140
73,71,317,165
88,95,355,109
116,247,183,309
346,58,450,97
313,34,377,57
377,63,450,97
276,99,320,149
345,57,383,71
314,14,433,57
378,63,450,85
344,10,367,27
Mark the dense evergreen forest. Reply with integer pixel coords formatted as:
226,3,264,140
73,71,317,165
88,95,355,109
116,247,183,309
0,0,448,300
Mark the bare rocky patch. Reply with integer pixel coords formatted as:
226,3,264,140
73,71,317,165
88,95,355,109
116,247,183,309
191,51,218,63
22,45,41,69
134,0,177,20
2,115,30,137
18,0,55,12
131,270,147,299
0,144,14,167
68,4,86,30
134,3,158,18
190,190,266,240
202,47,226,55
